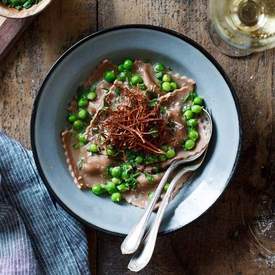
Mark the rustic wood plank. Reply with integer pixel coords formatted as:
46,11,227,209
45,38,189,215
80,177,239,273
97,1,275,274
0,16,33,61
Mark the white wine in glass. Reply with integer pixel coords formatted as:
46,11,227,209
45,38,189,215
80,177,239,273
208,0,275,56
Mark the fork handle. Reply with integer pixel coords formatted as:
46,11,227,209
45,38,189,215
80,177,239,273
128,166,190,272
120,161,178,255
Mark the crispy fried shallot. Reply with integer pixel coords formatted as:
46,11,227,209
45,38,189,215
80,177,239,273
100,87,170,154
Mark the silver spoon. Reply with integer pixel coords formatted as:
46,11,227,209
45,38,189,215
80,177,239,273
128,151,207,272
121,109,213,256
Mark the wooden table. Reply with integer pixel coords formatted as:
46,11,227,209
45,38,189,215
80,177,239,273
1,0,274,274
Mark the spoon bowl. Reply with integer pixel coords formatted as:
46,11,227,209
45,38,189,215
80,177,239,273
0,0,52,18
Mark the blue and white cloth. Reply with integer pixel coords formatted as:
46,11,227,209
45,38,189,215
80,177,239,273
0,132,90,275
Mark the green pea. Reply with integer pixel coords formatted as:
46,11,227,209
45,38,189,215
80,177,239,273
123,59,133,71
87,91,97,101
164,183,170,192
117,184,128,192
104,70,116,83
188,130,199,141
88,143,98,153
78,133,87,143
162,82,171,92
184,139,195,150
184,110,194,120
68,114,77,123
106,181,117,194
78,109,88,120
162,74,171,82
154,63,165,72
73,120,84,131
155,71,163,80
166,148,176,159
170,82,178,90
131,75,143,85
111,192,122,203
135,156,144,164
191,105,202,114
111,177,121,185
118,64,125,72
111,166,122,178
193,96,203,106
91,184,103,196
117,71,127,82
78,98,88,107
187,118,198,128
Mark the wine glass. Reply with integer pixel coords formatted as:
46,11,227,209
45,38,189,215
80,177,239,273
208,0,275,56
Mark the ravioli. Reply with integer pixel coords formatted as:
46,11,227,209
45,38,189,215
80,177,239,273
62,58,211,208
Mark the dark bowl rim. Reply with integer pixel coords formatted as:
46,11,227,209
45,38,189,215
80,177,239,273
30,24,243,237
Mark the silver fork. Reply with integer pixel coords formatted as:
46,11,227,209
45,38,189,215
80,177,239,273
121,109,212,256
127,151,207,272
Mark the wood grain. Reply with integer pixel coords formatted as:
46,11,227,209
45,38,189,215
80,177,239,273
0,0,274,274
0,16,32,60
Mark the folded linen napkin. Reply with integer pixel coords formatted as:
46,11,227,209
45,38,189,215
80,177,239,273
0,132,90,275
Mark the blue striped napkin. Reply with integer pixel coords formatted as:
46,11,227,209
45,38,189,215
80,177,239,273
0,132,90,274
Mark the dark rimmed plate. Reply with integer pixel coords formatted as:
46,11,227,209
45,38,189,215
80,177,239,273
31,25,242,236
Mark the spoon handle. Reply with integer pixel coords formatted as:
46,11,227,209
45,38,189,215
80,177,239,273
120,161,178,255
128,157,205,272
